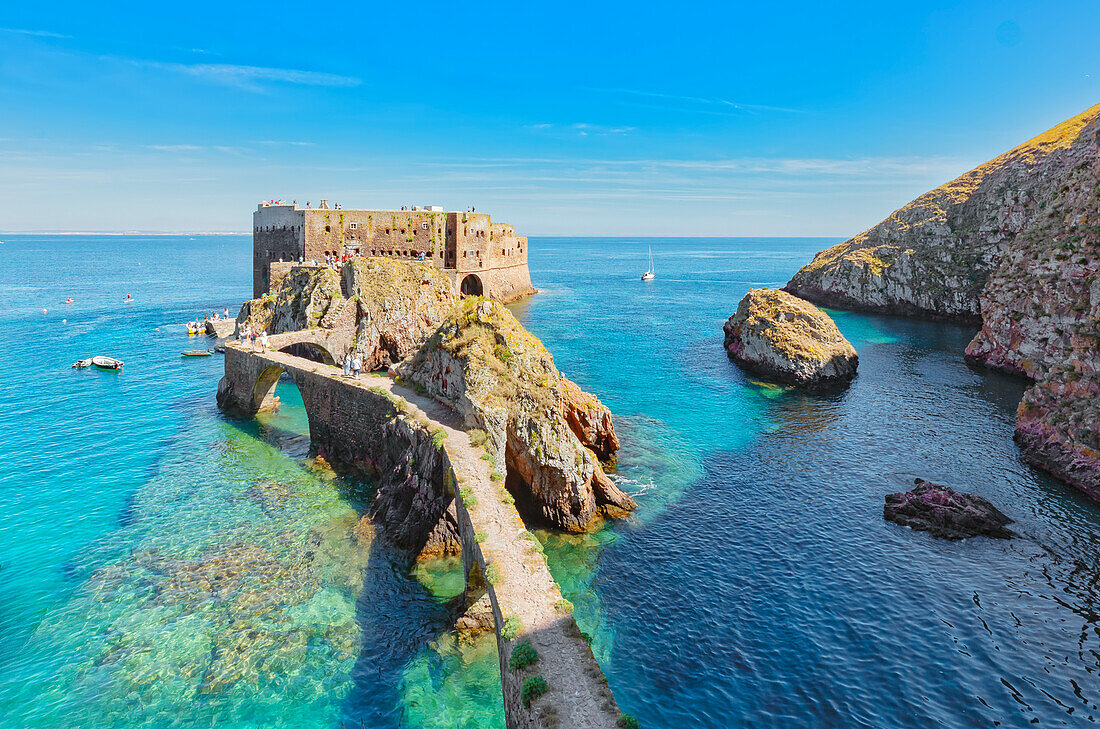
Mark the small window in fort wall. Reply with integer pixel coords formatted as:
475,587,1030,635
325,225,331,233
350,222,357,229
421,222,429,230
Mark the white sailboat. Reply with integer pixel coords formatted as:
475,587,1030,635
641,245,655,280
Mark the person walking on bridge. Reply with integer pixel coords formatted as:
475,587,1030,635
343,352,352,378
352,353,362,380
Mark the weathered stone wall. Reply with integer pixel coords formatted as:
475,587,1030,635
253,206,305,297
217,346,461,554
254,204,533,303
468,262,536,303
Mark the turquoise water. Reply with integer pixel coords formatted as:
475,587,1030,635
1,235,1098,727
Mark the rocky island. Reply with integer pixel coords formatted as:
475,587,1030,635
723,288,858,389
227,258,632,547
785,104,1100,500
218,255,633,727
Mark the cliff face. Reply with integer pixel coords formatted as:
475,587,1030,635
787,104,1099,322
723,288,858,389
237,266,346,334
395,297,634,531
785,104,1100,498
236,258,455,369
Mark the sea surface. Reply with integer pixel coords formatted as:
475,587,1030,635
0,234,1097,728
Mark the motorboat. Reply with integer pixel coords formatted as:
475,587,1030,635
641,245,655,281
92,356,123,370
73,356,123,370
181,350,213,357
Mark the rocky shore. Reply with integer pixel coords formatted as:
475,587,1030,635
785,103,1100,500
723,288,858,390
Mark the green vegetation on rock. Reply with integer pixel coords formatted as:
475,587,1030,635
521,675,548,707
500,614,521,640
508,641,539,671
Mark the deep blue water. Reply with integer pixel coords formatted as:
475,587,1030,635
0,234,1097,728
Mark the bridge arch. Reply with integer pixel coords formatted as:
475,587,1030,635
278,341,337,366
459,273,483,297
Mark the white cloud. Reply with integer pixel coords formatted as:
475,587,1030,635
118,58,361,91
146,144,203,152
526,122,636,136
589,87,802,115
0,27,72,39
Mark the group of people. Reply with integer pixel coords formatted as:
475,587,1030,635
343,352,363,379
188,308,231,333
237,323,269,352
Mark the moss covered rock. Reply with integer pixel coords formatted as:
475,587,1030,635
723,288,858,390
396,297,633,531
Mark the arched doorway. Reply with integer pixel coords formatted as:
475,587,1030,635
460,274,483,297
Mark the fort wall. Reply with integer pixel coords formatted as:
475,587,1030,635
254,203,534,303
252,205,305,297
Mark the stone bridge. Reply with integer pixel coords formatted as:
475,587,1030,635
216,341,624,728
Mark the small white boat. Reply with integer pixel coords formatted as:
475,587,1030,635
73,356,123,369
641,245,655,281
92,356,123,370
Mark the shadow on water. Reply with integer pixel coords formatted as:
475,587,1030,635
339,540,456,728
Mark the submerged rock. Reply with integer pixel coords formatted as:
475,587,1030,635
723,288,858,390
395,297,634,531
884,478,1016,541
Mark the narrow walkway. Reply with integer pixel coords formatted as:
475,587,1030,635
226,342,623,728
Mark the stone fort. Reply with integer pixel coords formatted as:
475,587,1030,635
252,201,536,302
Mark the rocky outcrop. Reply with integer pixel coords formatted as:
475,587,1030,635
559,378,619,465
237,266,346,335
786,105,1100,322
342,257,457,370
358,411,462,557
723,288,858,389
1014,369,1100,500
395,297,634,531
236,258,455,369
884,478,1016,540
785,104,1100,497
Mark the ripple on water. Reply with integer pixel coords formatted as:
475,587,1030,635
4,236,1100,729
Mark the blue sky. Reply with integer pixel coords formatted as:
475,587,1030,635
0,1,1096,235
